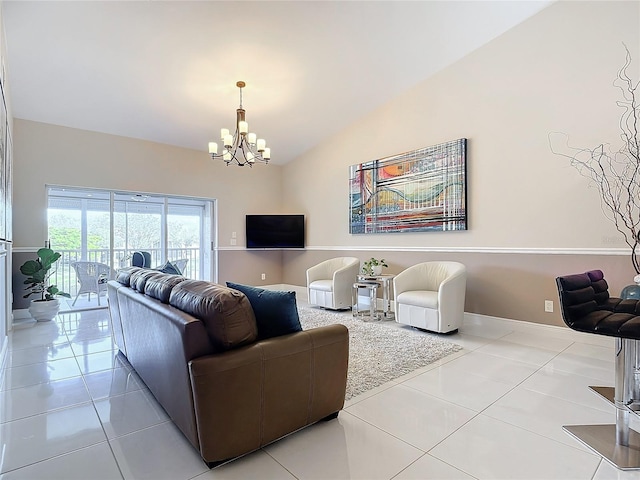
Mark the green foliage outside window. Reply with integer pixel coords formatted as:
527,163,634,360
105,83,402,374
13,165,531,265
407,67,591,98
49,227,105,251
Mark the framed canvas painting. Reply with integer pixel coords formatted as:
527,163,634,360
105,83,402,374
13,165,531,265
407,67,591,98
350,138,467,234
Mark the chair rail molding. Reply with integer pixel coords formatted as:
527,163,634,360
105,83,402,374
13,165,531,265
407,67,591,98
301,246,632,256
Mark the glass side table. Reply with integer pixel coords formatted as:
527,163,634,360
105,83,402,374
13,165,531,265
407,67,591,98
352,281,380,321
356,273,395,319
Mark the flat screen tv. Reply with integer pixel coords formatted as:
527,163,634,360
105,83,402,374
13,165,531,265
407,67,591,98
246,214,305,249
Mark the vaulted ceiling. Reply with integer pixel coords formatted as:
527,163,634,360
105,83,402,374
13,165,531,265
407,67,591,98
3,1,552,164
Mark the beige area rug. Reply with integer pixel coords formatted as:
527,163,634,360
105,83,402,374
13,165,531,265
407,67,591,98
298,306,463,400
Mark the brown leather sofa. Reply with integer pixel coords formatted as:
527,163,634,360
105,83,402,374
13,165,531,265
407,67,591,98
107,267,349,467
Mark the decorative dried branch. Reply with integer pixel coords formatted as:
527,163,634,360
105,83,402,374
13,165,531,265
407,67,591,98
550,45,640,273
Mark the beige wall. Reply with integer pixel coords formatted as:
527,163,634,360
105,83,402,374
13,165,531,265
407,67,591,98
283,1,639,250
11,1,640,327
13,119,283,249
283,249,633,327
11,120,285,305
280,0,640,325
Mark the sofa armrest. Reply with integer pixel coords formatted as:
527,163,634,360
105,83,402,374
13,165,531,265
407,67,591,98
188,324,349,464
107,281,127,355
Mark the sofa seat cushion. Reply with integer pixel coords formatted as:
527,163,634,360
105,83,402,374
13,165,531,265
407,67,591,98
309,280,333,292
396,290,438,309
227,282,302,339
169,280,258,351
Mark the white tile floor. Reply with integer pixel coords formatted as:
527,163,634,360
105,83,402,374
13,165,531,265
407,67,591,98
1,305,639,479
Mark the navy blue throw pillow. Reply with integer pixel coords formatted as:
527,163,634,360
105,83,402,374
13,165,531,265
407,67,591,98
156,261,181,275
226,282,302,339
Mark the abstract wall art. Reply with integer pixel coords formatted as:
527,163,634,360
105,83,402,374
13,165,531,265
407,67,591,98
349,138,467,234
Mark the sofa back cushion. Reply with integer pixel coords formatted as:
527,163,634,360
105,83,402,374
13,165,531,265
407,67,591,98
145,274,186,303
115,266,143,286
130,269,164,292
169,280,258,351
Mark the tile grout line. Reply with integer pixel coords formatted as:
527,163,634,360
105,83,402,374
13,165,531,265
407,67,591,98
451,340,610,458
69,323,128,480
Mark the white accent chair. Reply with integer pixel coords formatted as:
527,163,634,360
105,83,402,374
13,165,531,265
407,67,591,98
393,261,466,333
70,261,114,306
307,257,360,310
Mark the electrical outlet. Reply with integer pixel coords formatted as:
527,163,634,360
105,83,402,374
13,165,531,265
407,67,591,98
261,273,266,280
230,238,236,246
544,300,554,313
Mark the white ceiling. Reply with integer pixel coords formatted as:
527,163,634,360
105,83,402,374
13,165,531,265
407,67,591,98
2,0,552,165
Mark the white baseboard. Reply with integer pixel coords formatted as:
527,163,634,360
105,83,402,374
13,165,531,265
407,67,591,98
10,284,613,349
266,284,308,300
461,312,613,347
12,308,31,320
11,309,36,330
0,336,7,372
276,284,613,348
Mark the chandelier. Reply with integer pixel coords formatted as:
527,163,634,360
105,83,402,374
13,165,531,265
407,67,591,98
208,81,270,167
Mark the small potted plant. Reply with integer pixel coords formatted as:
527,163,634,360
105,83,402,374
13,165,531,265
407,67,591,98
362,257,388,276
20,247,71,322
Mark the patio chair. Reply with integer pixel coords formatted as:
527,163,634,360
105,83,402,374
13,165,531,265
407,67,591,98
131,251,152,268
70,261,113,306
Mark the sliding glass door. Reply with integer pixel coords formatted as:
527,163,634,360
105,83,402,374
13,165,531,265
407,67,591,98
112,192,164,268
47,186,215,296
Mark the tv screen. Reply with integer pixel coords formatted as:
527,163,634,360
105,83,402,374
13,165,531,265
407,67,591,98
246,214,305,249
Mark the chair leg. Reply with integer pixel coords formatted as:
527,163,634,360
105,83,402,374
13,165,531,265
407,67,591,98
72,293,80,306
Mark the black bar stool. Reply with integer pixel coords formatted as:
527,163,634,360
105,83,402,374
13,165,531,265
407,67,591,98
556,269,640,470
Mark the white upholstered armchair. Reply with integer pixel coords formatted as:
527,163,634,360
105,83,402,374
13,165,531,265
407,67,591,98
306,257,360,310
393,261,466,334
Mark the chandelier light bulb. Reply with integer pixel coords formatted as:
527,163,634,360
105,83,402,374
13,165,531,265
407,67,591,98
207,81,271,167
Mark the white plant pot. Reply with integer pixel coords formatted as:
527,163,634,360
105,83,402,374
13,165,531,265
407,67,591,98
372,265,383,276
29,299,61,322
